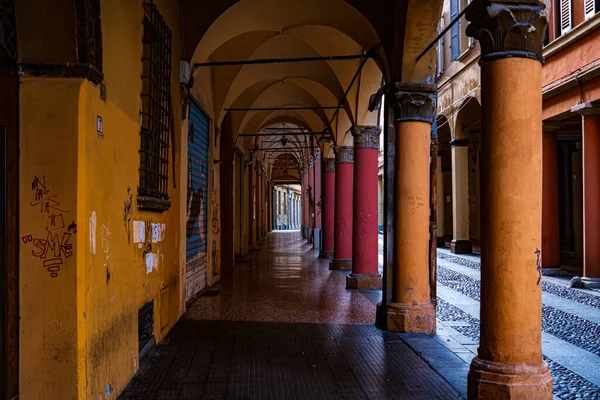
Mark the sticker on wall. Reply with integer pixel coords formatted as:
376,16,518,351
151,223,161,243
161,223,166,241
89,211,97,254
145,253,155,274
133,221,145,243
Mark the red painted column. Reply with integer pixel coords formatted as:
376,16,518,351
542,127,561,270
258,171,264,240
308,159,315,242
580,110,600,288
301,168,308,238
330,146,353,270
347,126,382,289
319,158,335,259
314,155,322,230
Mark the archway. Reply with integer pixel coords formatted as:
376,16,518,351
453,97,481,253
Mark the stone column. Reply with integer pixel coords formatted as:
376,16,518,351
451,138,472,253
384,82,436,335
330,146,353,270
436,151,445,246
347,126,382,289
574,105,600,288
542,124,561,271
301,168,308,237
466,3,552,398
314,153,322,249
319,158,335,259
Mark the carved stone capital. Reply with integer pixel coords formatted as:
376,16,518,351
334,146,354,164
306,158,314,169
352,125,381,149
300,168,308,176
323,158,336,172
385,82,437,124
466,1,548,63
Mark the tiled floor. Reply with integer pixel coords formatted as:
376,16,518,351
119,232,462,400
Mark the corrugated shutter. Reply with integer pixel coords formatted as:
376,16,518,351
560,0,572,35
185,101,209,299
585,0,596,19
450,0,460,61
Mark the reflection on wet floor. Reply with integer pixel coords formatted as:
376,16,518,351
184,232,376,324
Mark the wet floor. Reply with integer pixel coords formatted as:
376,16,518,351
119,232,462,400
185,231,376,325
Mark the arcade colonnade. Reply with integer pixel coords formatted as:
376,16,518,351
5,0,554,398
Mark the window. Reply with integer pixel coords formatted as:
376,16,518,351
438,18,445,74
558,0,572,36
139,0,173,211
450,0,460,60
467,0,474,48
585,0,599,19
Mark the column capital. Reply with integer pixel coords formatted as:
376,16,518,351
334,146,354,164
323,157,336,172
300,168,308,176
352,125,381,149
306,158,314,169
466,0,548,63
385,82,437,124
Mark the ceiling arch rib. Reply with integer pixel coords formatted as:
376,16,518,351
190,0,385,70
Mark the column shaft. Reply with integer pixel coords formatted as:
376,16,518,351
330,147,353,270
436,153,445,246
347,126,382,289
542,130,561,270
384,82,436,335
583,114,600,287
319,158,335,259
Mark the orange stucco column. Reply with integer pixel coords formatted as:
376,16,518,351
384,82,436,334
466,3,552,399
542,127,561,270
578,109,600,288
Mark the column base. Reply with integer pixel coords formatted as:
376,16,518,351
451,239,472,254
582,277,600,289
468,357,553,400
329,259,352,271
319,250,333,259
313,228,321,250
346,273,382,290
375,301,387,330
385,303,436,335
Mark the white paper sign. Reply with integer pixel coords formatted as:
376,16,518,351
145,253,155,274
133,221,145,243
151,223,161,243
89,211,97,254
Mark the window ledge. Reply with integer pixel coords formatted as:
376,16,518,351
544,13,600,59
138,196,171,212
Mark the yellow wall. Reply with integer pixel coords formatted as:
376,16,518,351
20,77,82,399
19,0,188,399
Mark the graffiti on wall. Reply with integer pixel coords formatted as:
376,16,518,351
22,176,75,278
123,187,133,244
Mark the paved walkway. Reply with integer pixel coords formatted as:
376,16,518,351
119,232,461,400
432,248,600,400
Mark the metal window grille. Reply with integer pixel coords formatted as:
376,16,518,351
139,0,172,209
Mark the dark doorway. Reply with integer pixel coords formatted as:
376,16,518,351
0,2,20,396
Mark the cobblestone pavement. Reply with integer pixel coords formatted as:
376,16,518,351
435,249,600,400
119,232,462,400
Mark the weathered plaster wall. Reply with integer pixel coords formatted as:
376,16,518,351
19,0,187,398
20,78,82,400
